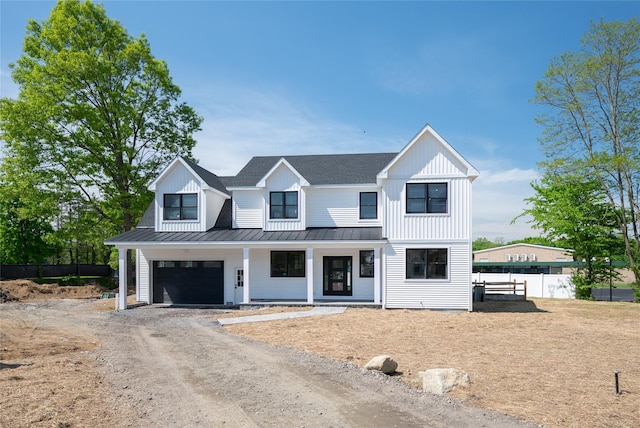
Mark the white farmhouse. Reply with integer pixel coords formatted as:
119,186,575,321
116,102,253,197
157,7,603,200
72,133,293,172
106,124,479,310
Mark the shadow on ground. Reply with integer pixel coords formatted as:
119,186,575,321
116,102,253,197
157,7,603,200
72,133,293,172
473,300,548,313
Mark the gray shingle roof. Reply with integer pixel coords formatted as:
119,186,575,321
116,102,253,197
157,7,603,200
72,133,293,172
106,227,384,244
226,153,397,187
182,157,230,196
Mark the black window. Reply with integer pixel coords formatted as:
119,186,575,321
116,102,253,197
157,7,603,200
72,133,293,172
164,193,198,220
360,250,374,277
359,192,378,219
270,191,298,219
406,183,447,214
406,248,448,279
271,251,305,277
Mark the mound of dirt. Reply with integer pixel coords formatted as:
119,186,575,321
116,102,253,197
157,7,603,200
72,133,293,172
0,279,105,302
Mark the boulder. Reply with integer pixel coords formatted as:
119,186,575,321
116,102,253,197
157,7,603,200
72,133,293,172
419,368,470,394
364,355,398,374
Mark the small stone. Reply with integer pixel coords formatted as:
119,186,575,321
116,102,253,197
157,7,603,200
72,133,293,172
419,368,470,395
364,355,398,374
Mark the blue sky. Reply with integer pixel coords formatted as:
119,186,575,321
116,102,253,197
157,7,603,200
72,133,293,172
1,1,638,241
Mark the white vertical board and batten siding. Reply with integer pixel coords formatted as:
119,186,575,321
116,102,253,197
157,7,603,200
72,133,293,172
307,187,382,228
381,130,473,310
155,163,205,232
264,164,305,231
383,178,470,241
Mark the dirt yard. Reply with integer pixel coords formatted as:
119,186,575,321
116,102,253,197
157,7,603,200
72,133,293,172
223,299,640,427
1,279,638,427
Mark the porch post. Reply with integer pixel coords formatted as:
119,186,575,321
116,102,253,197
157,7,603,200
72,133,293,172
373,247,381,304
306,247,314,304
243,247,250,304
118,247,128,310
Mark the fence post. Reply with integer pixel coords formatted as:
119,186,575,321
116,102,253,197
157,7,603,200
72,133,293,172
524,280,527,300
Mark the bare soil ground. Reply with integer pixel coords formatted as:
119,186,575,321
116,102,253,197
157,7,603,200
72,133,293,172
1,279,638,427
223,299,640,428
1,280,531,428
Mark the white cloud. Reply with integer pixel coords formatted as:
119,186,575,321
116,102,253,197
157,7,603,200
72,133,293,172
472,167,539,241
188,82,400,176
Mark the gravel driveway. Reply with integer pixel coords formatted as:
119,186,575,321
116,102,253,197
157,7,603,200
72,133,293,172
7,300,535,427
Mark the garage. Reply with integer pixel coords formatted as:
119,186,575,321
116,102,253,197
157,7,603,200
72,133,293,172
152,261,224,304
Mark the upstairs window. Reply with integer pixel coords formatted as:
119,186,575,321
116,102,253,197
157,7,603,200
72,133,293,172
270,191,298,219
406,183,447,214
164,193,197,220
406,248,448,279
359,192,378,219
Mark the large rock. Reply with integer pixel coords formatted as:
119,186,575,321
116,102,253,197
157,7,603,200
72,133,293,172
419,368,470,394
364,355,398,374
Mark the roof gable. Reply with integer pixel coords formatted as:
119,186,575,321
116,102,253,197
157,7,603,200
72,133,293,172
148,156,230,197
256,158,310,188
377,124,479,181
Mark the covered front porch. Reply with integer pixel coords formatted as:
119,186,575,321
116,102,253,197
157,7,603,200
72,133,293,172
111,237,386,310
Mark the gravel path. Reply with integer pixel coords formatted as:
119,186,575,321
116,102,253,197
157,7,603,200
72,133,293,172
8,301,537,427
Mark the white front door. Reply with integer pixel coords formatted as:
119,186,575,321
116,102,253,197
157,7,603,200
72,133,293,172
234,267,244,304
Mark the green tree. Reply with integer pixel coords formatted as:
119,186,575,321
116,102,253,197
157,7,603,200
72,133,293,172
0,154,57,264
533,18,640,284
516,173,623,298
0,0,202,280
472,237,501,252
506,237,558,247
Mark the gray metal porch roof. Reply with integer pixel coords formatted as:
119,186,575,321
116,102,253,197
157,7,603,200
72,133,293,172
106,227,384,245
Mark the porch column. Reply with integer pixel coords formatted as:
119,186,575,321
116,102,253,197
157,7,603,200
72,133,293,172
243,248,250,304
118,248,128,310
306,247,314,304
373,247,381,304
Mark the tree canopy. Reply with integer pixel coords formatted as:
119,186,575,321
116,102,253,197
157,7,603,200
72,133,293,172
0,0,202,240
532,18,640,284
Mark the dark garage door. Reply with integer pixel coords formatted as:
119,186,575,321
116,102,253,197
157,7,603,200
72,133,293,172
153,261,224,305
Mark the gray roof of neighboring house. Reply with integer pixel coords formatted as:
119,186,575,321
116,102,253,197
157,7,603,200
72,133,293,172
106,227,384,244
182,157,230,196
226,153,397,187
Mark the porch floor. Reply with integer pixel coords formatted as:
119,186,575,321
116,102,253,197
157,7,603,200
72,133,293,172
240,299,382,309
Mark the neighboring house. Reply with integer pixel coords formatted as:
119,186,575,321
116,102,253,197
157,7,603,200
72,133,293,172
473,243,575,274
106,124,479,310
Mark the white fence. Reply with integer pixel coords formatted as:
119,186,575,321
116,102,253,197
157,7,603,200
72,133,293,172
472,272,575,299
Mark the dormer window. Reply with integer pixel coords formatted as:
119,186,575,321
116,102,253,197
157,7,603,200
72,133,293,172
164,193,198,220
270,191,298,219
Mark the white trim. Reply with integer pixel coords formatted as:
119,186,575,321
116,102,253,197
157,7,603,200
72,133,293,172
242,248,250,304
107,239,388,249
306,247,314,303
256,158,310,188
377,124,479,181
118,248,127,310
